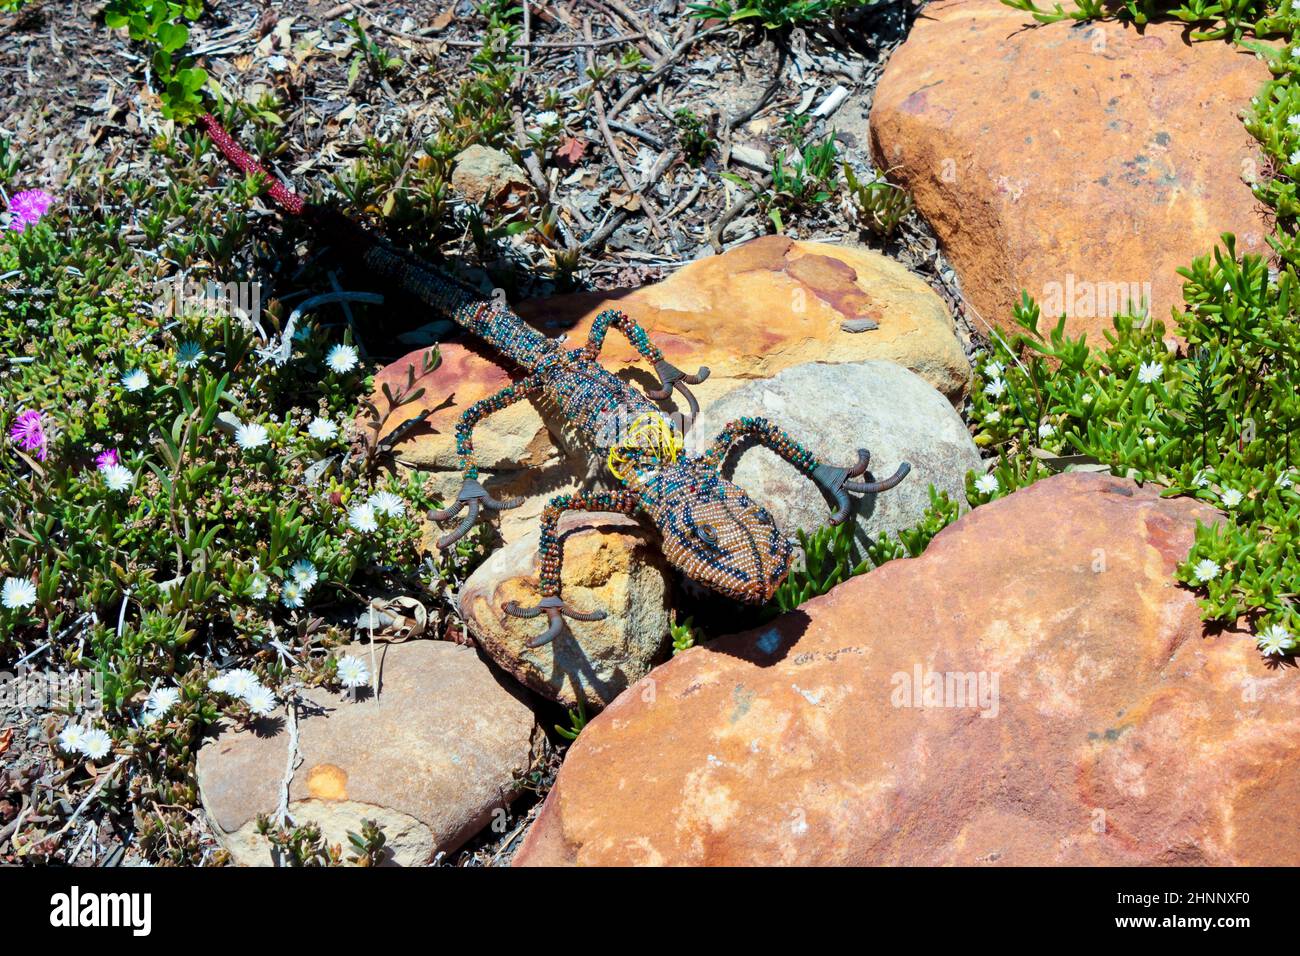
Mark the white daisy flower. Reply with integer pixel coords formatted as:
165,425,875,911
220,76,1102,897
2,576,37,609
247,576,268,600
235,422,270,451
280,579,305,609
101,463,134,492
1220,488,1244,508
1289,115,1300,128
175,340,206,369
1278,472,1294,490
57,724,87,755
1081,393,1093,404
983,378,1007,399
1257,623,1295,657
307,417,339,441
348,501,378,533
535,110,559,127
974,474,999,495
985,361,1005,378
336,656,370,689
1038,422,1056,439
1290,148,1300,167
208,674,232,695
326,343,359,374
79,728,112,760
289,559,318,590
1137,361,1162,385
1292,44,1300,58
1193,558,1220,583
121,369,149,392
1193,472,1211,488
984,409,1001,424
368,491,406,517
145,686,181,720
243,685,277,716
225,669,261,701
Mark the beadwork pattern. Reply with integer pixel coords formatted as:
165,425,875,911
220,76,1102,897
196,112,911,647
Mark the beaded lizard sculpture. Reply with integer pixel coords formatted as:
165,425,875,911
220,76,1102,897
198,115,911,646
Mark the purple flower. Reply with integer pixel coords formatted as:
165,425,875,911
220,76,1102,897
9,409,48,461
6,189,54,233
94,448,121,471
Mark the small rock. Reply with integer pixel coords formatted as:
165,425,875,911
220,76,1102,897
688,360,981,540
840,317,878,333
459,513,672,707
451,145,529,206
516,473,1300,866
196,640,538,866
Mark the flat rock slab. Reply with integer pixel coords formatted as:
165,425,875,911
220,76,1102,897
516,473,1300,866
197,640,538,866
459,513,673,708
688,359,980,539
871,0,1271,341
516,235,971,405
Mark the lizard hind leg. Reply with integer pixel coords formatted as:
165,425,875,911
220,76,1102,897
500,491,638,647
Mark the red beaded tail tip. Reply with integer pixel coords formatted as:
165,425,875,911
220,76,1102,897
198,113,305,216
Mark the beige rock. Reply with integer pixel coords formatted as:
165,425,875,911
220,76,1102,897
450,144,529,206
458,513,672,707
196,640,538,866
870,0,1272,341
516,235,971,405
515,473,1300,866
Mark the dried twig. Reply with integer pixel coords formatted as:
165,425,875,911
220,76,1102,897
582,18,665,239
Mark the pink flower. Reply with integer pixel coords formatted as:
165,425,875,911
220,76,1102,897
94,448,121,471
6,189,54,232
9,409,48,461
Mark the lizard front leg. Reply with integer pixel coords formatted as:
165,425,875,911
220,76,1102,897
502,490,641,647
430,374,543,547
583,309,710,416
700,416,910,526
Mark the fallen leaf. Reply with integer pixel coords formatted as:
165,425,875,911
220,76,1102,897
0,728,12,756
553,136,588,167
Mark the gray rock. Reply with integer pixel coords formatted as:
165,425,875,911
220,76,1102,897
196,640,538,866
687,359,980,542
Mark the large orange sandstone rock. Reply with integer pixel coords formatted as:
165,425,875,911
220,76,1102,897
515,473,1300,866
870,0,1272,342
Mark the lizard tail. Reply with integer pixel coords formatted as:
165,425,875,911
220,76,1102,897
194,114,552,364
198,113,307,216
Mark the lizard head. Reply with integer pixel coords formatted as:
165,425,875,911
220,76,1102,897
643,462,795,604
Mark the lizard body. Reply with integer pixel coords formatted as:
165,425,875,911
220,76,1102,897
199,114,910,646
